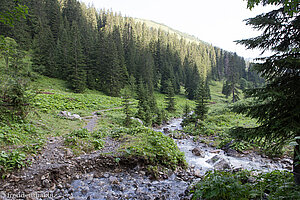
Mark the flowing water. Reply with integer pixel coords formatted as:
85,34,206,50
68,118,291,200
155,118,289,175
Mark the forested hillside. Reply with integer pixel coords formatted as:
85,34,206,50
1,0,300,198
0,0,261,100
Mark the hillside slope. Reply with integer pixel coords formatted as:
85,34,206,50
134,18,206,45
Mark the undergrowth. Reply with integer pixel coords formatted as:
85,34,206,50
191,170,300,200
64,128,106,155
182,81,284,155
115,126,187,170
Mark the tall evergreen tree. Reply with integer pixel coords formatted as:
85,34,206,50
231,1,300,184
55,20,71,79
183,100,191,119
136,80,152,126
68,21,86,93
164,79,176,113
32,24,56,76
121,86,133,127
195,80,209,121
45,0,62,41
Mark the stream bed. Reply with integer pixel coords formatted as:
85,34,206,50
67,118,292,200
154,118,291,175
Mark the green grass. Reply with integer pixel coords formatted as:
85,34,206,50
0,74,126,174
112,126,187,170
191,170,300,200
183,80,260,151
31,75,125,116
0,73,193,174
0,72,268,175
64,128,105,155
154,91,195,118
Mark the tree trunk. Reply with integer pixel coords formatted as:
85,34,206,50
294,141,300,185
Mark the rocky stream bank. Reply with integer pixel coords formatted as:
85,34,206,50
0,118,292,200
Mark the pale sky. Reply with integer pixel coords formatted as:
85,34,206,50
80,0,276,59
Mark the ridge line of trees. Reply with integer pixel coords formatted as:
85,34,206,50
0,0,262,99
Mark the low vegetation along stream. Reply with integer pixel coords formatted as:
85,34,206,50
66,118,292,200
0,78,298,200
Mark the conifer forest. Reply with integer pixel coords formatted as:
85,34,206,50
0,0,299,199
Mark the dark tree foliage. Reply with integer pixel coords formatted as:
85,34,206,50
68,21,86,93
232,4,300,183
0,1,30,122
32,24,56,76
121,86,133,127
195,80,209,121
164,79,176,113
1,0,256,97
136,80,157,126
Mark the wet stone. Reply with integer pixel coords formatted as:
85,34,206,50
226,148,239,157
192,147,205,157
63,117,289,200
70,170,189,200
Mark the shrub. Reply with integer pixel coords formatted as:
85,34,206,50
0,150,27,178
71,128,89,138
64,128,105,153
120,127,187,170
191,170,300,200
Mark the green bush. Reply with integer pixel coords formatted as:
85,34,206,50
91,127,111,139
0,150,27,178
64,128,105,153
0,123,38,145
71,128,89,138
191,170,300,200
121,127,187,170
92,139,105,150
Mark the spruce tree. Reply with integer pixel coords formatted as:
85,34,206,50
121,86,133,127
183,100,191,119
55,21,71,79
164,79,176,113
32,24,56,76
222,80,231,98
68,21,86,93
0,37,29,121
136,80,157,126
195,80,209,121
136,81,151,126
232,1,300,184
204,79,211,100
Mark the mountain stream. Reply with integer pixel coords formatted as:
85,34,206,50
68,118,292,200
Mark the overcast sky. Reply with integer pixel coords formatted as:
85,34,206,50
80,0,276,59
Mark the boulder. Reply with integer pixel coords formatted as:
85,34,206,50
206,155,221,165
194,169,202,178
226,149,239,157
206,155,232,170
109,176,119,185
214,158,231,170
191,147,205,158
209,150,222,154
72,114,81,120
130,117,144,125
163,128,170,133
58,111,81,120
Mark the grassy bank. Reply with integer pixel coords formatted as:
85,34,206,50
0,75,191,176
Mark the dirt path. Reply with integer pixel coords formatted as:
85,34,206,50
83,107,124,132
0,136,123,199
0,107,128,198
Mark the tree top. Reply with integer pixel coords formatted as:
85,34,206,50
245,0,299,16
